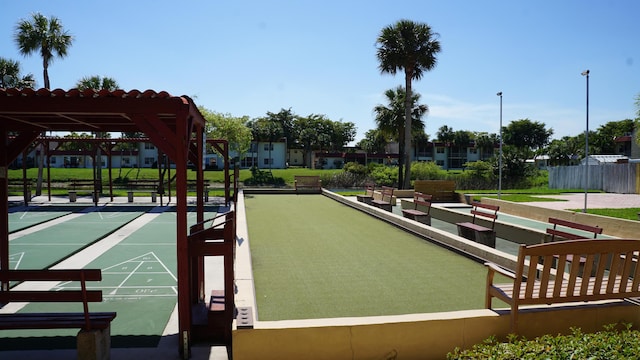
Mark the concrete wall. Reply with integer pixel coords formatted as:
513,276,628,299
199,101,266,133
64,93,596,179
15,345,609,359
481,198,640,239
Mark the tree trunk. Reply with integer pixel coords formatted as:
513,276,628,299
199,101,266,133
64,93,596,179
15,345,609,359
403,72,413,190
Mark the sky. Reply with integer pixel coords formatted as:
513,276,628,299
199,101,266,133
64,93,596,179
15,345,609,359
2,1,640,145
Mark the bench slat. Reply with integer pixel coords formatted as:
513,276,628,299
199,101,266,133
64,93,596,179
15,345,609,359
0,269,102,282
0,290,103,303
0,312,116,330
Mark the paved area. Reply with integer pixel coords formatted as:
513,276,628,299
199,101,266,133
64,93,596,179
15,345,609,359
519,193,640,210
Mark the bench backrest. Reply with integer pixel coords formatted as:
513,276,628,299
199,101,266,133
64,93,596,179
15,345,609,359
412,192,433,214
364,183,375,196
413,180,456,202
380,186,394,203
470,202,499,228
546,217,603,242
294,176,321,187
513,239,640,303
0,269,104,329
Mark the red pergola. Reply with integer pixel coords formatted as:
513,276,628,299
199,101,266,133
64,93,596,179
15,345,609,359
0,88,229,358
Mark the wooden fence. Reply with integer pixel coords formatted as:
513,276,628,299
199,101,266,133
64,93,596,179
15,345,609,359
548,163,639,193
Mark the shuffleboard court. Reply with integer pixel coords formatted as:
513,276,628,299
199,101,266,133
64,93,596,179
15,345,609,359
8,206,148,270
0,206,220,350
246,194,507,321
8,208,72,233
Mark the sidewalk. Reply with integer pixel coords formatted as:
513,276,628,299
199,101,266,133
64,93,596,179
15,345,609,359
519,193,640,210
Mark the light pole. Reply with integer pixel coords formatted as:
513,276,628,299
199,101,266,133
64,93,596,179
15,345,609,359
581,70,590,213
497,92,503,199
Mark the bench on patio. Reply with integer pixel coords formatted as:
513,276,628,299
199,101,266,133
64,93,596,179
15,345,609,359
546,217,603,242
356,183,375,205
69,180,99,203
371,186,394,212
413,180,457,202
401,192,432,225
294,175,322,193
485,238,640,333
126,179,161,202
456,202,500,247
0,269,116,359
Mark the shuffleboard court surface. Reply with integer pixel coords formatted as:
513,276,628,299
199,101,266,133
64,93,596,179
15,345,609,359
0,206,220,350
8,209,72,233
246,194,503,321
8,206,146,270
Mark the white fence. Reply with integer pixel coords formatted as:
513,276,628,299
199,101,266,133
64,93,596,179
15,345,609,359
548,163,638,194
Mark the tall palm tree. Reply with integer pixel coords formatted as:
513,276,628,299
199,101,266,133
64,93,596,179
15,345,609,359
374,86,427,186
75,76,120,192
376,19,440,189
14,12,73,89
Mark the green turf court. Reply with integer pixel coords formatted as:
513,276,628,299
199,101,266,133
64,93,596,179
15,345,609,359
245,194,507,321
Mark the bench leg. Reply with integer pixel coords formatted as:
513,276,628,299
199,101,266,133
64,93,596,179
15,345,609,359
475,232,496,248
69,191,77,202
151,191,157,203
77,327,111,360
127,191,134,203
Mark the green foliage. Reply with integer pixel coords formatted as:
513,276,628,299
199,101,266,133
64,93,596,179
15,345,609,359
319,171,367,188
448,324,640,359
342,162,368,176
243,167,284,186
410,161,444,180
369,164,397,186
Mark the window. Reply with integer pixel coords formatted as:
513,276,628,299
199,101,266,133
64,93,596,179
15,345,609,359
144,157,155,165
50,157,57,164
469,148,478,154
122,157,130,166
263,144,273,151
144,143,155,150
436,160,445,167
263,158,273,165
436,147,445,154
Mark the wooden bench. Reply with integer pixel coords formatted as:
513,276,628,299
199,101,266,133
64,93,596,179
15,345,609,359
69,180,98,203
401,192,433,225
456,202,500,247
413,180,457,202
485,238,640,333
356,183,375,204
0,269,116,358
371,186,394,212
126,179,160,202
546,217,603,242
294,175,322,193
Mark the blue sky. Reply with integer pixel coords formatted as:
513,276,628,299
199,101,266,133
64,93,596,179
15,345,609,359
2,1,640,145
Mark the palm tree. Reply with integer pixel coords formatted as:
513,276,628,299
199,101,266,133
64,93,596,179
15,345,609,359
374,86,427,187
0,57,35,89
75,76,120,192
14,12,73,89
376,19,440,189
76,75,119,91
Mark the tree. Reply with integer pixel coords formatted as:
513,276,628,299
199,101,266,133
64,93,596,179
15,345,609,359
76,75,119,91
14,12,73,89
358,129,387,155
0,57,35,88
502,118,553,153
199,108,252,163
591,119,635,154
376,19,441,189
373,86,427,186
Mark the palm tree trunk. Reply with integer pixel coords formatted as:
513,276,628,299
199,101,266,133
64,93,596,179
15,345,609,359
403,72,413,190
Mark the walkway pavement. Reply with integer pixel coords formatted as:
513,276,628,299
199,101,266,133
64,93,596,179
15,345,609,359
518,193,640,210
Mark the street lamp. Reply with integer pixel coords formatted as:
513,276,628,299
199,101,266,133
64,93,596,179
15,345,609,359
497,91,503,199
581,70,590,213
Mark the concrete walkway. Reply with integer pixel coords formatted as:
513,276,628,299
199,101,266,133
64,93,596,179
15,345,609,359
518,193,640,210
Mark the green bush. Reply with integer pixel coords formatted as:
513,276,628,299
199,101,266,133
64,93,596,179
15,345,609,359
369,164,397,186
448,324,640,359
410,161,444,180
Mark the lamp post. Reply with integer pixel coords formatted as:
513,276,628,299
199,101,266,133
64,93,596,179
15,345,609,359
497,92,503,199
581,70,590,213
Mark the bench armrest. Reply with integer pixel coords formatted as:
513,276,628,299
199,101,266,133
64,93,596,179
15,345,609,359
484,262,516,280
